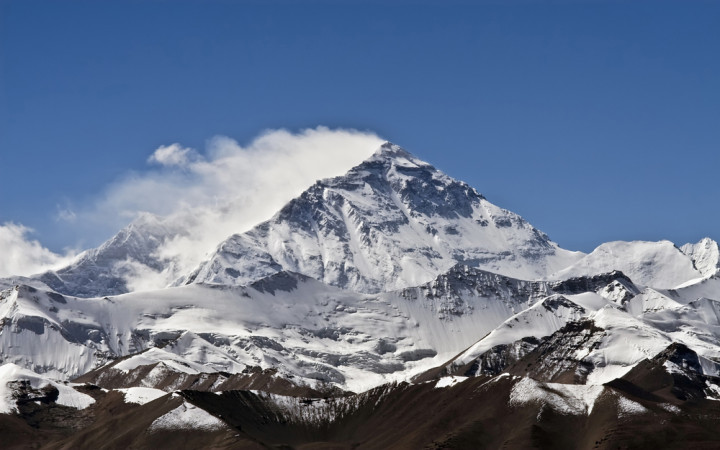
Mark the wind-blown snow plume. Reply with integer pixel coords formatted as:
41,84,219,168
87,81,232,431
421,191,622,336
147,143,200,167
0,223,77,278
86,127,382,228
59,127,383,290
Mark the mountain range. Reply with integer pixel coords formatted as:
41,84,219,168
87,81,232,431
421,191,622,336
1,143,719,449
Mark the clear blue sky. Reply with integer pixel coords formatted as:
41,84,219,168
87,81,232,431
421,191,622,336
1,0,718,253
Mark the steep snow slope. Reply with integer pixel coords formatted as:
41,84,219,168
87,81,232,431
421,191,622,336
551,240,703,289
450,294,596,370
0,286,103,377
671,275,720,303
184,143,582,293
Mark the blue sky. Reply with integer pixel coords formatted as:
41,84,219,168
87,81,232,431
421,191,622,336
1,0,719,259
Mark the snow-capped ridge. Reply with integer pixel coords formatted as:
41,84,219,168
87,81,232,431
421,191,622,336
450,294,589,369
551,240,704,289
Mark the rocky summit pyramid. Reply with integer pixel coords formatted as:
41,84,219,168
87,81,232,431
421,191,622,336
1,141,720,448
181,142,582,293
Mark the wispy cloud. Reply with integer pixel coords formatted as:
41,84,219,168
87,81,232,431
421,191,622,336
91,126,381,232
147,143,199,167
64,126,384,290
55,208,77,223
0,223,78,278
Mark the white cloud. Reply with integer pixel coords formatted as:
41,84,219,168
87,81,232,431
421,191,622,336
148,143,198,167
65,126,384,290
0,223,78,278
88,126,383,230
111,257,175,293
56,208,77,223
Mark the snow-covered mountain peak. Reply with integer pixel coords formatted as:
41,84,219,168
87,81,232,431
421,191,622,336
308,141,487,222
681,237,720,278
183,144,582,292
366,141,426,166
323,141,430,183
36,212,188,298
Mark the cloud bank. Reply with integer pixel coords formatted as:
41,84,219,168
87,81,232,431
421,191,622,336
58,126,384,290
0,223,77,278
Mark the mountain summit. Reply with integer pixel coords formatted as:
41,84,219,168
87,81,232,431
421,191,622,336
181,142,582,292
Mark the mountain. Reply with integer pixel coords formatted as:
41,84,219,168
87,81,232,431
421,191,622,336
1,141,720,447
181,143,583,293
28,142,583,299
38,213,186,297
